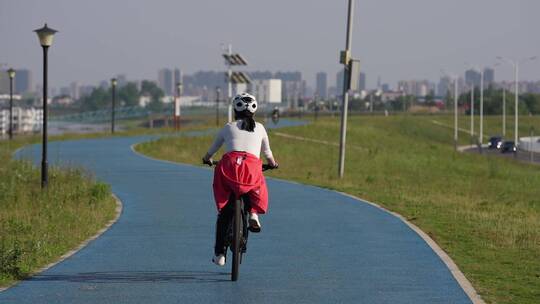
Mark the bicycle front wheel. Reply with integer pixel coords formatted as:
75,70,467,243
231,198,241,281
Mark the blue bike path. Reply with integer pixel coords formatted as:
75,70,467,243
2,122,473,303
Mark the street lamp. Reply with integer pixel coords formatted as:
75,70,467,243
216,86,221,126
469,83,474,143
465,65,485,150
441,70,459,151
497,56,537,146
175,81,182,130
111,78,117,134
502,87,506,137
7,68,15,140
34,23,58,188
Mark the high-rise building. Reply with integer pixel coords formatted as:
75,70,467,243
0,68,29,94
397,79,434,97
251,79,282,103
465,69,481,87
0,69,8,94
116,74,127,87
437,76,451,97
274,71,304,108
158,69,174,96
315,72,327,99
358,72,366,91
483,68,494,85
70,81,81,100
249,71,273,80
14,69,32,94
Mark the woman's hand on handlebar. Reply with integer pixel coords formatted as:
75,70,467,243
268,157,278,169
202,153,213,166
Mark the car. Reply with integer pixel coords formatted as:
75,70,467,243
488,136,503,149
500,141,517,153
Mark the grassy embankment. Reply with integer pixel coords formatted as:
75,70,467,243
0,136,116,288
136,114,540,304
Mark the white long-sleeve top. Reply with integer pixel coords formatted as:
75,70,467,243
207,120,273,160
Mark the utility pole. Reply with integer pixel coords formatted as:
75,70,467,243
502,87,506,137
338,0,355,178
454,77,458,151
470,84,474,143
111,78,117,134
227,44,233,122
479,69,484,152
497,56,537,147
7,68,15,140
514,62,519,146
216,86,221,126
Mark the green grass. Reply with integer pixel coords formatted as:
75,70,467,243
136,114,540,304
0,136,117,287
430,113,540,146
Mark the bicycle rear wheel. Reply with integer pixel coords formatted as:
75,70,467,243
231,198,241,281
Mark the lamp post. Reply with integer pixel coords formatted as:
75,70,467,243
34,23,57,188
441,70,459,150
497,56,537,146
175,81,182,130
454,77,458,151
111,78,117,134
479,68,484,150
216,87,221,126
502,87,506,137
470,84,474,144
7,68,15,140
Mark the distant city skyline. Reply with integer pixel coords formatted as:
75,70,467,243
1,0,539,90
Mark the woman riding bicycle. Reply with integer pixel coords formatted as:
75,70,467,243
202,92,278,266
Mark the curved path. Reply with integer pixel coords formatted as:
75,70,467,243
2,123,473,303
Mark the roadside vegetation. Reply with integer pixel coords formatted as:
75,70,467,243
136,114,540,304
0,117,218,288
0,136,116,287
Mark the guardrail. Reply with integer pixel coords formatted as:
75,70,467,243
519,137,540,152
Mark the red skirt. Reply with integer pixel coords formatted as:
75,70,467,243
213,151,268,214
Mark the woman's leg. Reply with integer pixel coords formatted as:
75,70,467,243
214,198,233,255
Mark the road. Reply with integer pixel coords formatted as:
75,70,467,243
2,123,474,303
463,145,540,165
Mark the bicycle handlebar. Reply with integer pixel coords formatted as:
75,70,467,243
203,159,278,171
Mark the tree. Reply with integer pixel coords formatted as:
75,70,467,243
425,90,435,106
79,87,109,111
118,82,140,107
140,80,165,112
522,93,540,114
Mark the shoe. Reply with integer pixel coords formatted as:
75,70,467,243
248,212,261,233
212,254,226,266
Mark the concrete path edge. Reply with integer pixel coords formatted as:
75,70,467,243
0,194,123,293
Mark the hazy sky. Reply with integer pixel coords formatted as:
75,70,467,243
1,0,539,89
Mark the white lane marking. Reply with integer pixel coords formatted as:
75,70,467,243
272,131,366,151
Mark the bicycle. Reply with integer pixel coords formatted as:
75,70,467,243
206,159,277,281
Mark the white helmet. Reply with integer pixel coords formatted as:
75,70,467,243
233,93,258,113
